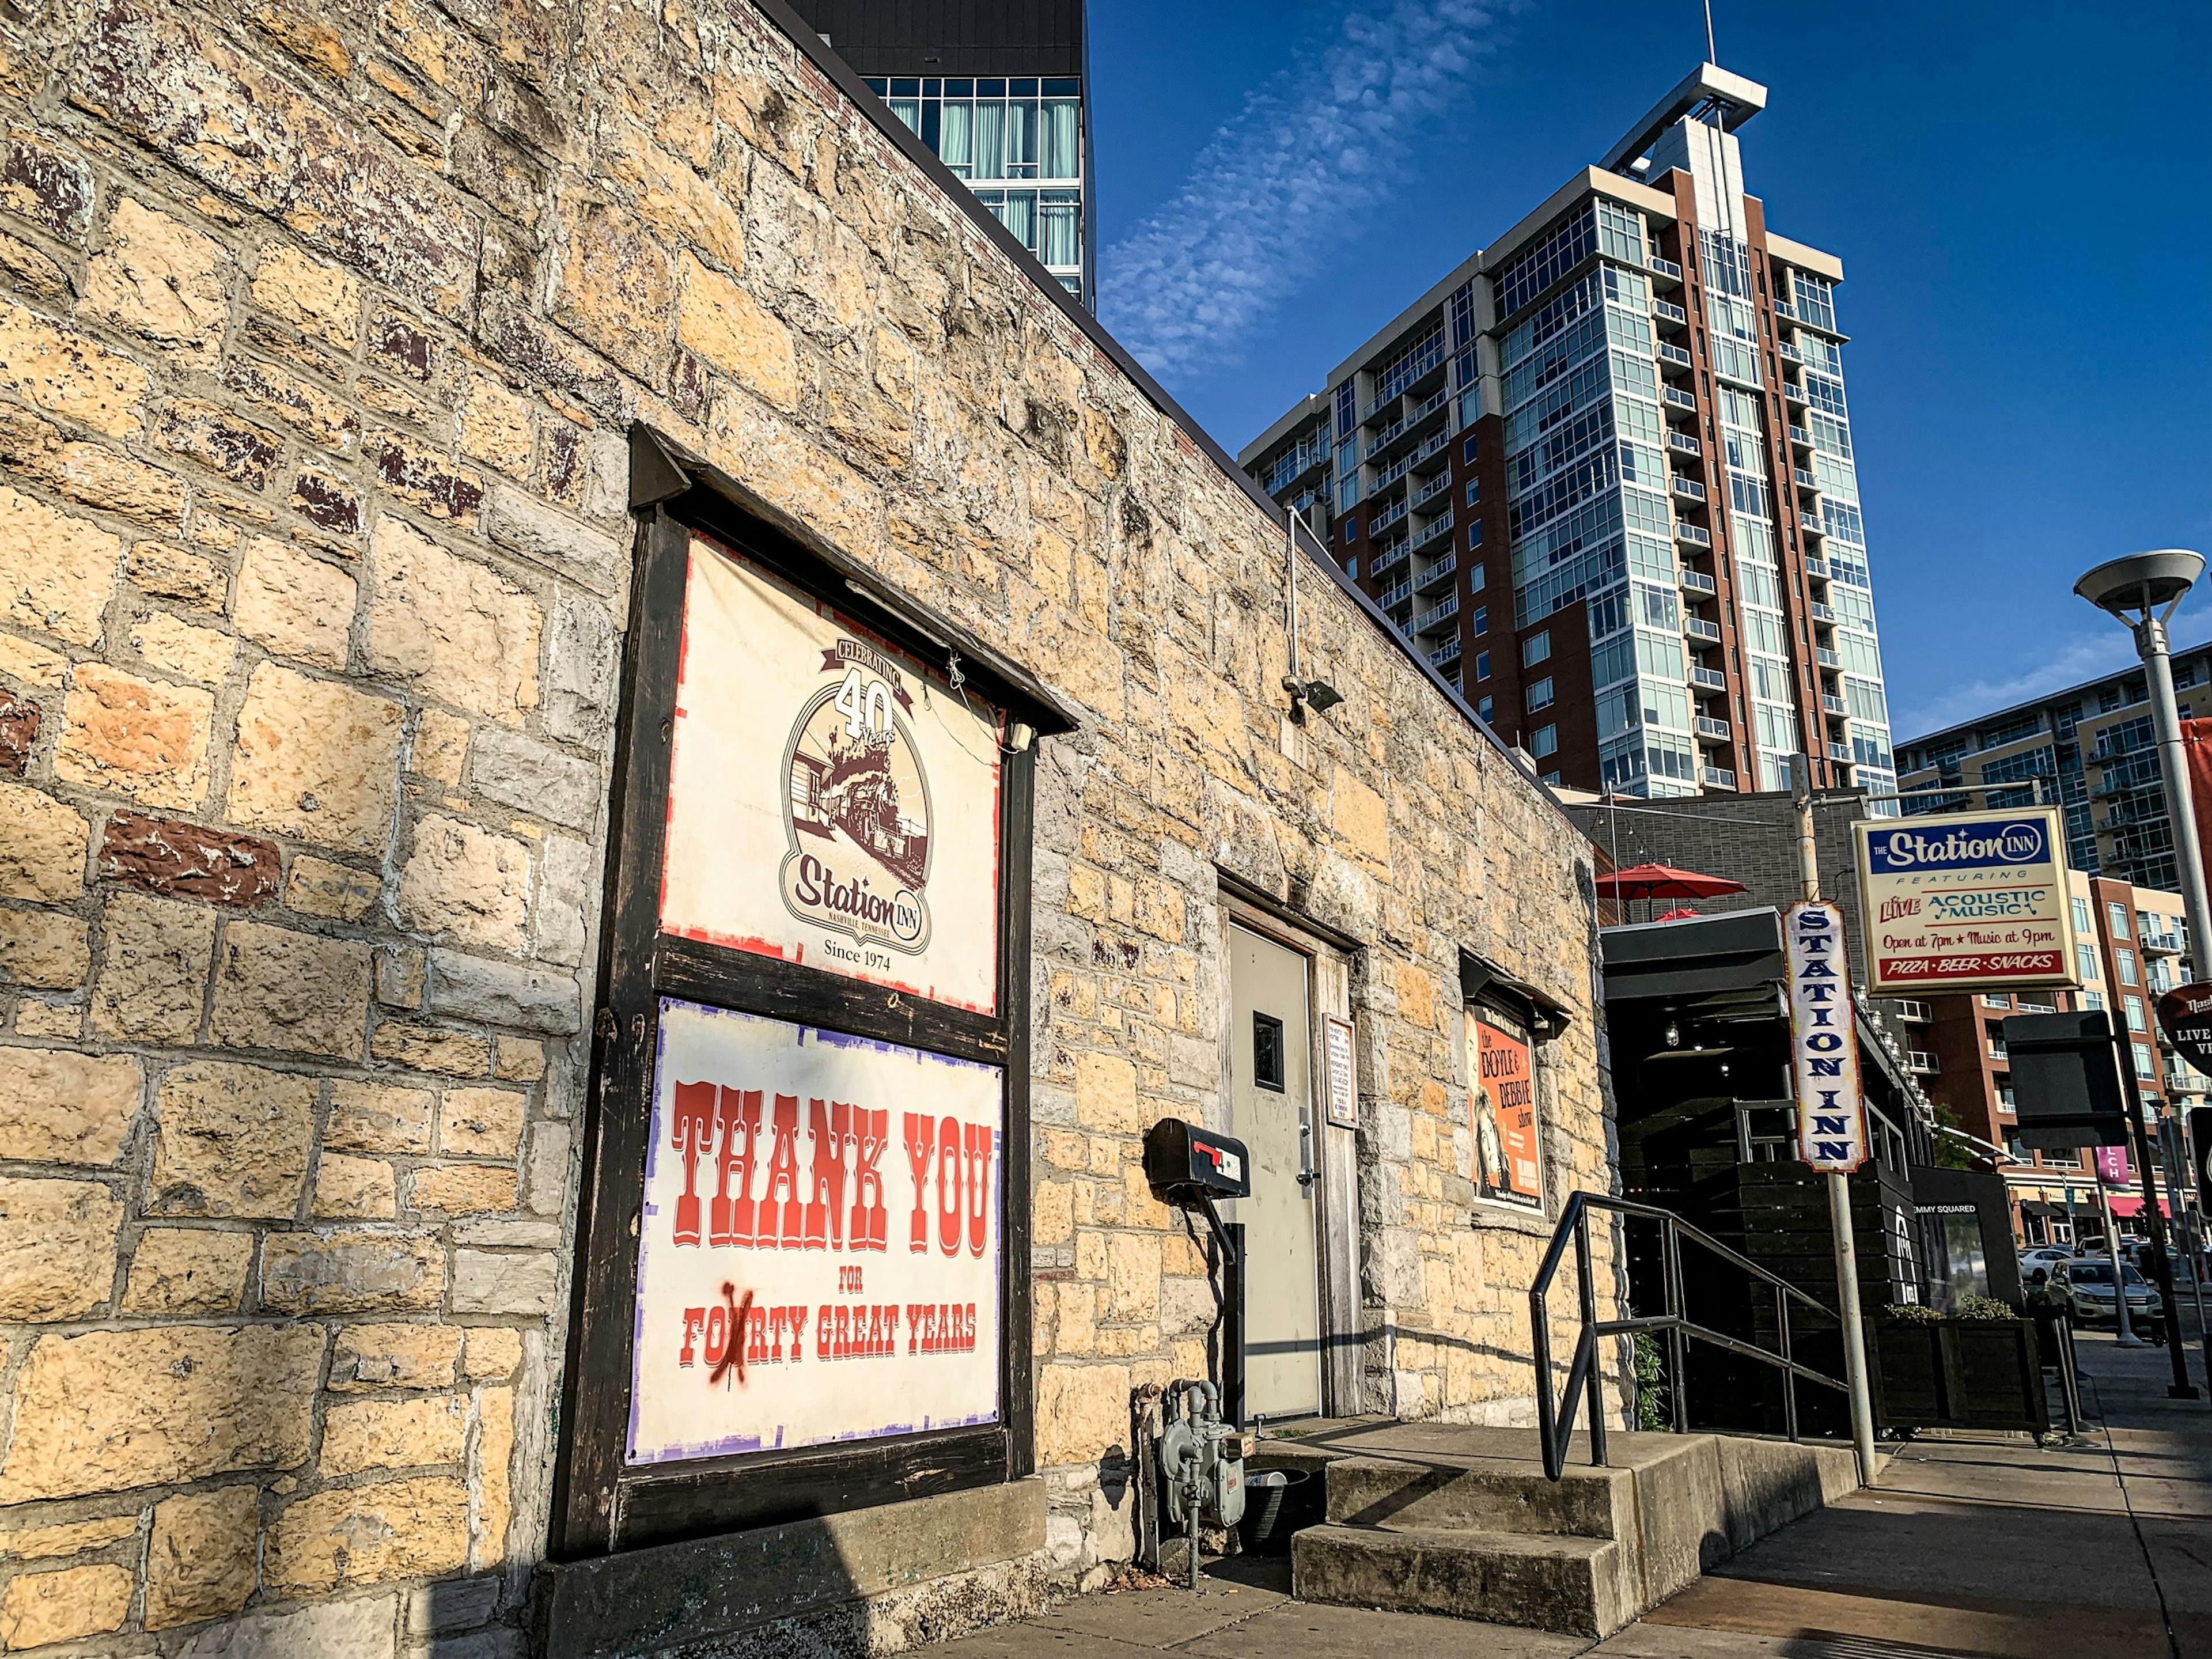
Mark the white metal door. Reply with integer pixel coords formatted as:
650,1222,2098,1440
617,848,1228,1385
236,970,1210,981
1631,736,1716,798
1229,923,1321,1418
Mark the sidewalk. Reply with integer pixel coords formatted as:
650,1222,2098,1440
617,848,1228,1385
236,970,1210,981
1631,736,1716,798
914,1327,2212,1659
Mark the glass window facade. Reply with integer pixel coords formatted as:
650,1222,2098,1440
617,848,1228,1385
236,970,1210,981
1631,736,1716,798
868,77,1086,303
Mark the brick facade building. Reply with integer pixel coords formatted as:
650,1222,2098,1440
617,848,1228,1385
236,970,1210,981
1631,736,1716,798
0,1,1621,1654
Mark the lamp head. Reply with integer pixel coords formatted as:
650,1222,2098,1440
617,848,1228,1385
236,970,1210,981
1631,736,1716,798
2074,549,2205,624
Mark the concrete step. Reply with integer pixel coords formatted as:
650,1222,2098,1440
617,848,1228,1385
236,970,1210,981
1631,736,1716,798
1323,1453,1626,1539
1291,1521,1630,1638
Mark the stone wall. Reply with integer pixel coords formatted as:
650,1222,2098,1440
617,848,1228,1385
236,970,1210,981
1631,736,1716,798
0,0,1624,1652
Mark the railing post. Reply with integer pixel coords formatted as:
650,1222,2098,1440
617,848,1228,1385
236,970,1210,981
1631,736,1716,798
1576,1206,1607,1468
1777,1281,1799,1442
1531,1275,1558,1479
1662,1218,1690,1435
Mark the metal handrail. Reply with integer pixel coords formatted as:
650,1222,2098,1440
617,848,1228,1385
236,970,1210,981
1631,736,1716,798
1528,1190,1850,1481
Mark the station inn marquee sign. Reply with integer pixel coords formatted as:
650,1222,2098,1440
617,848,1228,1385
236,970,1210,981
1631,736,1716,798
1851,806,2077,998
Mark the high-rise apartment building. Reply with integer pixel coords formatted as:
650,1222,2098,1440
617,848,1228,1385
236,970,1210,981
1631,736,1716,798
788,2,1093,306
1239,65,1895,801
1895,641,2212,892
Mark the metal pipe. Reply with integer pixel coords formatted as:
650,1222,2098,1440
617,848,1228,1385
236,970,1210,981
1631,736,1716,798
2116,1039,2198,1394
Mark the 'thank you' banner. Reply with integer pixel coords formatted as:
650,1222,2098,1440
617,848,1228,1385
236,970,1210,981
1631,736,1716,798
627,998,1003,1466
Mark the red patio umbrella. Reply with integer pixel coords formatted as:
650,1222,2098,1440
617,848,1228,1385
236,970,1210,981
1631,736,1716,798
1596,862,1747,923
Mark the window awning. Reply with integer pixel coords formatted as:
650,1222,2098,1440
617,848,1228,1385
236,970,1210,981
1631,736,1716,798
1459,948,1574,1039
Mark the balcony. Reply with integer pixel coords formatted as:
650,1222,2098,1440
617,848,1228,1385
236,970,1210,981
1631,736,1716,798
1667,431,1702,457
1783,380,1809,406
1651,297,1688,328
1414,552,1457,594
1663,386,1699,414
1908,1051,1938,1076
1364,387,1450,462
1702,766,1738,790
1649,254,1684,285
1777,340,1804,366
1823,694,1848,716
1368,498,1407,539
1411,512,1454,551
2143,927,2186,957
1679,567,1716,596
1787,425,1813,450
1261,440,1328,496
1428,638,1461,669
1411,471,1452,509
1809,601,1836,623
1690,665,1728,691
1657,341,1694,370
1816,647,1842,668
1804,555,1831,579
1684,616,1723,643
1673,520,1712,548
1893,999,1931,1023
1828,741,1853,763
1372,429,1450,492
1696,716,1732,741
1800,514,1825,539
1671,475,1706,502
1369,543,1408,580
1794,467,1820,491
1377,577,1412,611
1415,593,1459,635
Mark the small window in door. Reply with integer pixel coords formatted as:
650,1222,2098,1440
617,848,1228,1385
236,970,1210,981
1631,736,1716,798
1252,1012,1286,1092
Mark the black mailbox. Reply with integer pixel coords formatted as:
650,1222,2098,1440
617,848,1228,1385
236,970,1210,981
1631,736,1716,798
1143,1119,1251,1207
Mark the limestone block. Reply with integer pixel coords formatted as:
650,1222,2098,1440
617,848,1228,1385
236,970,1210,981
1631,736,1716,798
286,854,380,921
543,592,616,741
120,1226,254,1313
0,1047,139,1164
54,663,214,808
233,536,358,668
0,1177,123,1320
461,1327,521,1382
0,905,89,989
449,1248,558,1316
534,834,592,967
425,950,579,1033
1035,1363,1130,1468
251,244,362,347
0,300,150,438
260,1228,444,1314
326,1080,434,1153
494,1036,547,1082
168,1592,401,1659
410,1164,517,1214
145,1485,259,1628
397,816,531,953
0,781,90,901
466,725,597,830
313,1153,397,1219
266,1475,470,1594
522,1120,570,1217
154,398,283,490
0,635,67,689
439,1086,524,1157
0,229,69,302
91,889,216,1043
320,1395,467,1475
226,662,406,855
365,515,541,724
369,1022,491,1077
225,355,363,452
483,486,622,594
12,1001,78,1038
1104,1232,1161,1321
0,1562,132,1647
459,379,534,478
367,428,484,528
473,1385,514,1567
127,540,225,609
132,608,236,684
80,198,231,368
209,918,372,1059
329,1323,461,1391
679,253,797,411
0,1516,138,1560
410,707,469,784
150,1060,316,1218
554,198,676,368
0,1323,324,1501
1073,1051,1139,1132
0,130,92,244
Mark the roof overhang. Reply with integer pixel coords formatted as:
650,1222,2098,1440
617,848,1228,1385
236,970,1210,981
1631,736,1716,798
1601,62,1768,173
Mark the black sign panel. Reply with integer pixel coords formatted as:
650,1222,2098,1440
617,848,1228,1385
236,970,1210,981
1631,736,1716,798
2002,1010,2132,1150
2157,983,2212,1076
2191,1107,2212,1215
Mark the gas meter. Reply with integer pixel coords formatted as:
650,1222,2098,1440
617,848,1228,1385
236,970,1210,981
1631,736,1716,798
1156,1378,1246,1587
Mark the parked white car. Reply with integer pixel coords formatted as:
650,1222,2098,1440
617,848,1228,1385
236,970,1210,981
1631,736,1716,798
2018,1246,2074,1286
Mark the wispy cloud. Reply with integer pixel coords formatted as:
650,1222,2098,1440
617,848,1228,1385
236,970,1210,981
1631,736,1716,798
1891,597,2212,738
1100,0,1512,379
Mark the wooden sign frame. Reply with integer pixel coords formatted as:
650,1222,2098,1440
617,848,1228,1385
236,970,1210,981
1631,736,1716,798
551,436,1072,1556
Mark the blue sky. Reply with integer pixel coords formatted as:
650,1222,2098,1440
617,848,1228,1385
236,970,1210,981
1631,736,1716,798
1089,0,2212,740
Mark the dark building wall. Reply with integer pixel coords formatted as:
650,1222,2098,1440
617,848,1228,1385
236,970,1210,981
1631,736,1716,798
782,0,1084,73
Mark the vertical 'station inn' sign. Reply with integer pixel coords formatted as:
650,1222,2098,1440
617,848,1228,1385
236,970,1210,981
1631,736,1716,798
631,537,1008,1464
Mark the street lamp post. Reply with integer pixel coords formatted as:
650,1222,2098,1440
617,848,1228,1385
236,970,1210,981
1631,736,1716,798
2075,549,2209,1397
